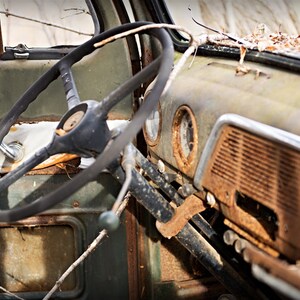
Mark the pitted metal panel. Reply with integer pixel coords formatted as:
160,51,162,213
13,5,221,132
0,215,83,297
198,119,300,260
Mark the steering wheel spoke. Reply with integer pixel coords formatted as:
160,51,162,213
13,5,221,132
59,62,81,110
0,147,49,192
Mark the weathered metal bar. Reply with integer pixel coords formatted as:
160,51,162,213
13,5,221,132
175,223,269,300
134,147,230,251
110,164,174,223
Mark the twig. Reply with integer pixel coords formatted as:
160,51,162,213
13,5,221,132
0,286,25,300
163,43,197,94
0,10,93,36
62,8,91,19
42,194,130,300
188,6,255,49
94,23,198,49
94,23,200,95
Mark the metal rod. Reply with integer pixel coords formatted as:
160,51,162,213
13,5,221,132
176,224,268,299
110,164,174,223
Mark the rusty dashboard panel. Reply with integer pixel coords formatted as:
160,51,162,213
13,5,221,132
0,216,82,297
195,114,300,261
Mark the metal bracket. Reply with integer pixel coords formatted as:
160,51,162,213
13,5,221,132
13,44,30,59
156,195,206,239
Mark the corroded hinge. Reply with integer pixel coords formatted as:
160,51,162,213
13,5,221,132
156,195,206,239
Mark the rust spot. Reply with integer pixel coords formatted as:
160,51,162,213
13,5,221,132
156,195,206,238
28,157,80,175
107,112,131,120
16,116,61,124
72,200,80,208
224,219,279,257
9,126,17,132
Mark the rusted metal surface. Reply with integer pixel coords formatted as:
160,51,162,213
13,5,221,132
27,157,80,175
242,242,300,291
125,199,140,300
159,241,230,300
223,220,279,257
156,195,206,238
160,238,204,282
130,200,231,300
0,215,82,294
175,223,267,299
202,125,300,260
17,116,61,123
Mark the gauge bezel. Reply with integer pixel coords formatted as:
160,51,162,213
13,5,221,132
172,105,198,171
143,103,162,147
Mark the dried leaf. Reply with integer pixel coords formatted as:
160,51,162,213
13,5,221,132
236,64,251,76
204,22,300,57
239,46,247,64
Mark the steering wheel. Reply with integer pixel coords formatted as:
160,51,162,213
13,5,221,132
0,21,174,222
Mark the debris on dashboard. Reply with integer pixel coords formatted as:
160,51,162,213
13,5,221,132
244,23,300,54
235,46,270,79
235,46,251,76
192,18,294,77
195,20,300,59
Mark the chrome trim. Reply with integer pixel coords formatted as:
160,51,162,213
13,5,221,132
0,141,24,161
193,113,300,190
252,264,300,300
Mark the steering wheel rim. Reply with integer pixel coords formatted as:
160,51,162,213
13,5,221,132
0,21,174,222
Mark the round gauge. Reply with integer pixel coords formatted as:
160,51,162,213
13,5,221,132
144,104,161,146
179,110,194,157
172,105,198,171
63,110,85,132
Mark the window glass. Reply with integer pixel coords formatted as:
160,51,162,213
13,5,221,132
0,0,94,47
165,0,300,37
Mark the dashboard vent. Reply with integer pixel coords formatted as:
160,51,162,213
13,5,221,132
202,126,300,260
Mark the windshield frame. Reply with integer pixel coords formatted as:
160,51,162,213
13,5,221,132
0,0,101,60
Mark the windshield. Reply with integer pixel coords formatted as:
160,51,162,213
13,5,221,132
0,0,94,48
165,0,300,58
165,0,300,36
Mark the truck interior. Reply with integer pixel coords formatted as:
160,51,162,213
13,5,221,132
0,1,299,299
